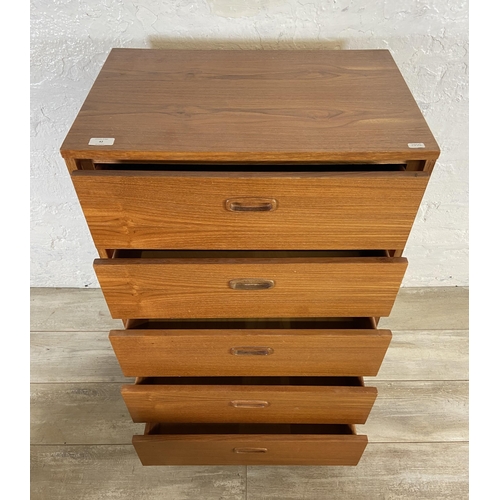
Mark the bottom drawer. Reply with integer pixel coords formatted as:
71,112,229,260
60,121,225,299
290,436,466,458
133,423,367,466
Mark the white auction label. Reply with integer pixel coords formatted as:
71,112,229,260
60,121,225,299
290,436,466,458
89,138,115,146
408,142,425,148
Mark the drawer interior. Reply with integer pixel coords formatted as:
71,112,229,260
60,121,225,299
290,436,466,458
94,162,407,172
125,317,376,329
135,376,364,387
114,249,388,259
145,422,356,436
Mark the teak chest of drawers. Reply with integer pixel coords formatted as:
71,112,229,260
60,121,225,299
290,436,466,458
61,48,439,466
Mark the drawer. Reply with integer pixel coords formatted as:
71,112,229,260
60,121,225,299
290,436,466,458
110,317,391,377
95,250,407,319
122,376,376,424
133,423,367,466
71,166,429,250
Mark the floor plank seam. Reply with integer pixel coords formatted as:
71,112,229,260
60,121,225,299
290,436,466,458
30,441,470,447
30,331,112,334
367,441,469,445
30,329,470,333
371,379,469,382
244,465,248,500
30,379,470,384
30,382,130,385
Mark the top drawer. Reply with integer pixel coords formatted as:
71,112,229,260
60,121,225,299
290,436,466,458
71,164,429,250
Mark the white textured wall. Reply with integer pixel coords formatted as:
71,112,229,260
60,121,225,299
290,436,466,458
31,0,468,288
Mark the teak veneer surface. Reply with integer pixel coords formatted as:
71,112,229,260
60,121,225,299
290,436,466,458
94,257,407,319
61,49,439,162
133,424,367,466
72,170,429,250
109,327,392,377
121,378,377,424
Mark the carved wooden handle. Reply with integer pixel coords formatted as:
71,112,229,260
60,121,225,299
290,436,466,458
233,447,268,454
230,400,270,408
225,198,277,212
229,278,275,290
229,346,274,356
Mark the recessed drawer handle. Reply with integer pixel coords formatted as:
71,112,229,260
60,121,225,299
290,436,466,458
230,346,274,356
233,447,268,454
230,400,270,408
225,198,277,212
229,278,275,290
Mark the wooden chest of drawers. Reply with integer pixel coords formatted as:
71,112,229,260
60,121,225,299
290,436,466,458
61,48,439,466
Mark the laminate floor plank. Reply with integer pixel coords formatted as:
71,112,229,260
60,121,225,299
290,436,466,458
379,286,468,331
31,383,141,445
360,381,468,442
246,443,468,500
30,331,130,383
30,287,468,332
372,329,469,381
31,445,246,500
31,329,468,383
31,381,467,445
30,287,122,332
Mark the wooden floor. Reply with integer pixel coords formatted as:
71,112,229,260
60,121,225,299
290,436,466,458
31,287,468,499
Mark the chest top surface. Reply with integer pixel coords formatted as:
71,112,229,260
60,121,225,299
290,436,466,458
60,48,439,162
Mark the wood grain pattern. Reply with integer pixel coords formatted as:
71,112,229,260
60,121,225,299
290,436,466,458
133,423,367,466
121,377,377,424
60,49,439,162
94,256,407,318
109,327,391,377
72,170,429,249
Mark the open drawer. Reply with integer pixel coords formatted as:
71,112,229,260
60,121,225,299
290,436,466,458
122,376,377,424
133,423,368,466
110,317,391,377
95,250,407,319
72,164,429,250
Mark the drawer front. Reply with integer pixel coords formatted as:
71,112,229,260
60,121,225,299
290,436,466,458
72,170,429,250
121,378,377,424
95,256,407,319
133,423,367,466
109,326,392,377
